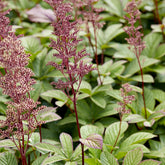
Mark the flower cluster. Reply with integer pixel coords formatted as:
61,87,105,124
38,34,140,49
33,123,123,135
124,0,145,56
117,83,135,115
44,0,93,92
0,0,45,139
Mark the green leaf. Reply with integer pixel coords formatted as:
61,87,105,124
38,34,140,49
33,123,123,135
90,94,106,108
142,33,162,58
144,88,155,111
35,142,61,154
0,152,18,165
104,122,128,148
41,90,68,102
71,144,82,161
85,158,101,165
41,154,64,165
152,89,165,103
123,148,143,165
37,107,61,124
57,116,86,126
104,24,124,43
139,160,161,165
29,133,40,146
65,162,77,165
80,125,103,139
74,80,92,95
0,139,16,148
60,133,73,159
112,44,135,60
30,81,42,102
20,36,42,56
106,90,122,101
100,151,119,165
120,132,156,148
103,0,123,16
124,114,146,123
124,56,159,76
32,154,49,165
130,74,154,83
80,134,103,149
155,43,165,58
95,104,118,120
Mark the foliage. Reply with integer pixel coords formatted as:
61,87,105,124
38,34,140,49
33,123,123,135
0,0,165,164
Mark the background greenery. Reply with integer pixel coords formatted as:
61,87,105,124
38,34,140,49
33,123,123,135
0,0,165,164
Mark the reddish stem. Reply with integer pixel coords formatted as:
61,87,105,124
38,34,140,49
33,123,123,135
71,85,84,165
154,0,161,24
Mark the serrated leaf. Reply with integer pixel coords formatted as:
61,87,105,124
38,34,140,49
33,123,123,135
80,125,103,139
90,94,106,108
124,56,159,76
104,122,128,148
104,24,124,43
124,114,146,123
0,139,16,148
103,0,123,16
29,133,40,146
35,142,61,153
0,152,18,165
71,144,82,161
123,148,143,165
80,134,103,149
73,80,92,95
41,90,68,102
41,154,64,165
155,43,165,58
60,133,73,159
57,116,86,126
152,89,165,103
20,36,42,55
95,104,118,120
100,151,119,165
142,33,162,58
120,132,156,149
139,159,161,165
32,154,49,165
37,107,61,123
130,74,154,83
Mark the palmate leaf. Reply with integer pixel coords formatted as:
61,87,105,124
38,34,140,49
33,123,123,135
104,122,128,148
100,151,119,165
122,148,143,165
0,152,18,165
80,134,103,149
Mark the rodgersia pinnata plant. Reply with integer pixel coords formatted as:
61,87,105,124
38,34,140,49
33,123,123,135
124,0,147,118
0,1,46,164
43,0,99,164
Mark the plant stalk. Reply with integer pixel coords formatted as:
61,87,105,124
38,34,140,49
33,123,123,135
71,86,84,165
